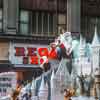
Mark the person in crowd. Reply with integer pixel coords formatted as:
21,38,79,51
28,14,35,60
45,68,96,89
64,88,75,100
11,89,20,100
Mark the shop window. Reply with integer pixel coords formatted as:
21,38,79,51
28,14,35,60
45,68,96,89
19,10,30,34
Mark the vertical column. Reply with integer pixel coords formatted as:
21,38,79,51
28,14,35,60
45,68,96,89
48,13,49,35
67,0,81,35
53,14,57,35
55,0,58,34
3,0,19,34
3,0,8,32
42,12,44,34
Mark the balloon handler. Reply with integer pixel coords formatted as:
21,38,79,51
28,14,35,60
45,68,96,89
64,88,75,100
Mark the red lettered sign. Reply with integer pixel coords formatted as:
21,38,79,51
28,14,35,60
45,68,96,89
15,46,57,65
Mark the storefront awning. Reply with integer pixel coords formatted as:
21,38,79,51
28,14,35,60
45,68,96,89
12,64,42,71
0,63,13,73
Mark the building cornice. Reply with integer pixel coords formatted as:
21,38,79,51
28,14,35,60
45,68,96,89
0,33,55,44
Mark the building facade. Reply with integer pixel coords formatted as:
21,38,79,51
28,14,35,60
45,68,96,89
0,0,100,83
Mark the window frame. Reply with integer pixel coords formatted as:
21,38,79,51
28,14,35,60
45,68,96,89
31,11,54,36
19,9,55,36
19,10,30,35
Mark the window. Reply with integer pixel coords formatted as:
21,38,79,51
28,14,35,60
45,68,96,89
19,11,55,36
19,10,30,34
58,14,66,33
32,12,54,36
0,0,3,32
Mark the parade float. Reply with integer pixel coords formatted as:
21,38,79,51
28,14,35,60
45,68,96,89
1,26,100,100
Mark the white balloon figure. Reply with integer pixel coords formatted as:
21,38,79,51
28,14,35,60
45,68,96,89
31,78,38,100
51,70,58,100
50,32,77,100
59,32,73,56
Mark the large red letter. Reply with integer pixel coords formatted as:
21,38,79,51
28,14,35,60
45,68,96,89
27,48,37,56
15,47,25,56
31,56,38,64
49,48,57,59
38,48,48,57
23,57,29,64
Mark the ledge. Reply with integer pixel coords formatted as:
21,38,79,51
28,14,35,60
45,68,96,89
0,33,55,44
